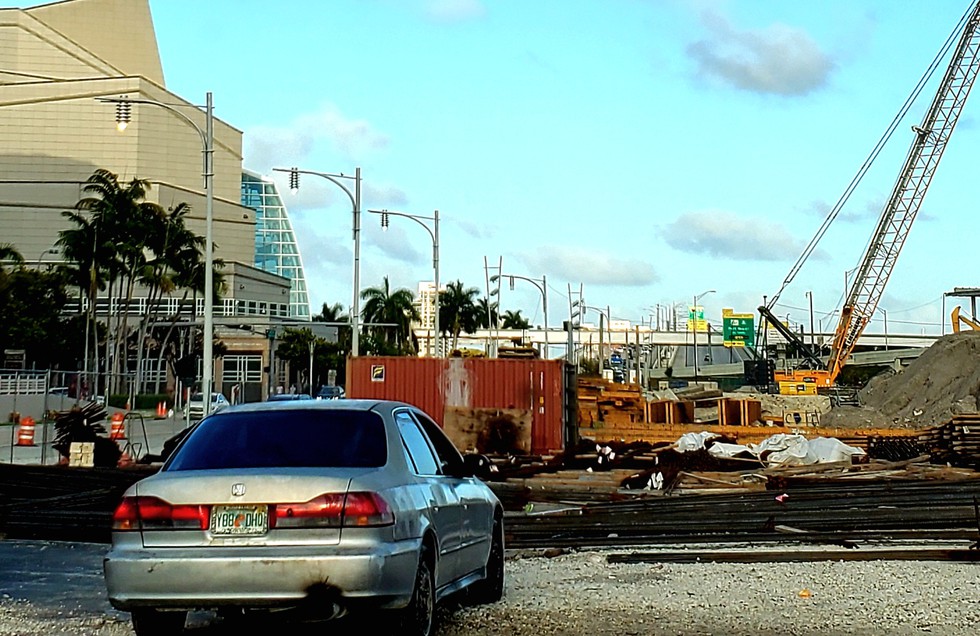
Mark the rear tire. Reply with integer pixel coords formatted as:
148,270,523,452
468,516,504,604
131,608,187,636
395,548,435,636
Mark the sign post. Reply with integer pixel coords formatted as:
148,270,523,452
722,309,755,348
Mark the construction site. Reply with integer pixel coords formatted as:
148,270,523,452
4,0,980,563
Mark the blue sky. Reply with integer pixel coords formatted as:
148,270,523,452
143,0,978,338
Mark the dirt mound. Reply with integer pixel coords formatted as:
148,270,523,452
822,331,980,429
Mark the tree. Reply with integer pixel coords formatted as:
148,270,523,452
314,301,351,358
0,243,24,272
58,169,220,397
0,266,73,369
360,277,419,355
475,297,499,329
59,169,169,395
312,302,350,385
275,327,318,393
502,309,531,329
439,280,480,352
136,202,204,393
314,302,347,323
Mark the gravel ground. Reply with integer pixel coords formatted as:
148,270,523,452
1,547,978,636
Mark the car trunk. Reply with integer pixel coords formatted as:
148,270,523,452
134,470,355,548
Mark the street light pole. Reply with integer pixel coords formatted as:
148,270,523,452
806,290,815,352
582,304,608,370
98,91,215,416
274,167,362,357
203,92,214,417
692,289,715,384
368,209,440,357
492,272,548,358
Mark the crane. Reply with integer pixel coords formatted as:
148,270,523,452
764,1,980,393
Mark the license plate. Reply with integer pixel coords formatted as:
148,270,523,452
210,505,268,535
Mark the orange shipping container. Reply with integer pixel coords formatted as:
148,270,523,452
347,356,567,455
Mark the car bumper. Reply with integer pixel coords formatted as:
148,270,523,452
103,539,422,612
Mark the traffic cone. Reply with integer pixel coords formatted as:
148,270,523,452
109,412,126,440
155,401,166,419
16,416,36,446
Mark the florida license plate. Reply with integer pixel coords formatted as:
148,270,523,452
210,505,268,535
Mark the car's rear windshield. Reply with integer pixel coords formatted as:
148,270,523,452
165,409,386,470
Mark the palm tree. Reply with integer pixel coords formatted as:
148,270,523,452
136,202,203,393
59,169,220,397
360,277,419,355
314,302,347,323
313,301,351,356
439,280,480,352
0,244,25,303
502,309,531,330
0,243,24,272
61,169,169,394
56,207,108,392
475,297,499,329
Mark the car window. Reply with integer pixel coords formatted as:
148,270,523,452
410,408,464,469
165,409,387,470
394,410,440,476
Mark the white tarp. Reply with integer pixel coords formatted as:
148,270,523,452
674,431,720,452
687,432,866,467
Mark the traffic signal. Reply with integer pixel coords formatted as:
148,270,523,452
174,354,198,383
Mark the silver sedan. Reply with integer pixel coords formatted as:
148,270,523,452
103,399,505,636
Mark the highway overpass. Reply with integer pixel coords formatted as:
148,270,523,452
438,326,937,385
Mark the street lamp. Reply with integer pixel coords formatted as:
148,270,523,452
36,247,59,269
491,272,548,358
692,289,715,383
99,92,215,416
273,166,361,357
368,209,440,357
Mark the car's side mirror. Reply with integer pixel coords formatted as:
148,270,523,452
459,453,497,481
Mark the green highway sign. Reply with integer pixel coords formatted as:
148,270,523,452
722,309,755,348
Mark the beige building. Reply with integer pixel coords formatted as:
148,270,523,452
0,0,292,401
0,0,254,263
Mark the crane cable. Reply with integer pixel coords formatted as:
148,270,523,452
764,4,974,313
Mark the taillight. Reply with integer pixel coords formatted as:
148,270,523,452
112,496,209,531
343,492,394,527
272,494,345,528
270,492,394,529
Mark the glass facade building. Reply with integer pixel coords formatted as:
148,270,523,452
241,169,311,320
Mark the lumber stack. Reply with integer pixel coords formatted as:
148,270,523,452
576,377,765,443
917,414,980,469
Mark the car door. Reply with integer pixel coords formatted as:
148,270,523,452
409,409,495,576
393,409,463,586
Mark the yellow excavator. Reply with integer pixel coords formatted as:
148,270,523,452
951,306,980,333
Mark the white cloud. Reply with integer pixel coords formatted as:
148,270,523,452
424,0,486,22
687,13,834,96
661,210,812,261
242,104,389,176
369,222,427,265
455,218,496,240
516,246,658,287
